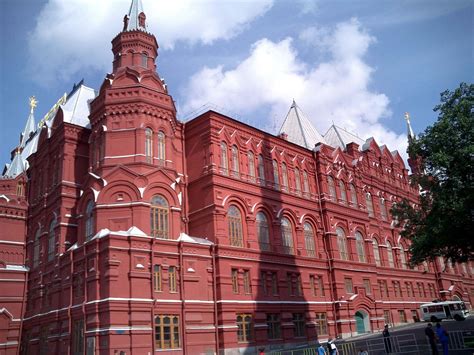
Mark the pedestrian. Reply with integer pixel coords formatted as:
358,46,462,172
382,324,392,353
436,323,449,355
358,349,369,355
425,323,439,355
327,339,339,355
316,341,327,355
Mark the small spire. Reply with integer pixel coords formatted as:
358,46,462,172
20,96,37,148
124,0,147,32
404,112,415,141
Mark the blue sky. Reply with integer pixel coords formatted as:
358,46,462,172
0,0,472,166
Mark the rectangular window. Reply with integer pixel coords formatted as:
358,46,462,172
232,269,239,294
315,312,328,335
267,314,281,340
318,276,325,296
399,310,407,323
237,314,253,342
296,274,302,296
287,273,293,296
72,320,84,355
310,275,316,296
261,271,268,295
393,281,400,297
384,310,391,326
405,282,411,297
243,270,251,294
271,272,278,295
422,283,427,298
155,315,180,349
154,265,162,292
344,278,353,294
363,279,371,295
293,313,305,337
169,266,177,293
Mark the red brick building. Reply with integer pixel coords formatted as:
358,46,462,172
1,1,473,354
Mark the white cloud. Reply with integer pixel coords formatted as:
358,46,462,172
181,18,408,159
28,0,273,86
297,0,319,15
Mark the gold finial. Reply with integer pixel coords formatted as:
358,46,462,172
29,96,38,113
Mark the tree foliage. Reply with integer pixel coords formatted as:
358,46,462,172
391,83,474,265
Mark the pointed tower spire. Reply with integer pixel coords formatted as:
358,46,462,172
279,100,326,149
20,96,37,149
123,0,147,32
404,112,415,141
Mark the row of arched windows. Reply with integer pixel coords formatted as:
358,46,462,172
145,129,166,164
220,142,311,197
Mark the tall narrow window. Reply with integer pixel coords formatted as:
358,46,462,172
294,168,302,195
258,154,265,184
155,315,180,349
315,313,328,335
303,171,310,196
344,277,354,293
386,241,394,268
237,314,253,342
350,183,357,206
145,128,153,163
151,195,169,239
256,212,270,251
48,218,56,261
157,131,166,161
293,313,305,337
271,272,278,295
16,181,24,196
248,151,255,182
327,176,336,201
339,180,347,204
72,320,84,355
141,52,148,68
380,197,387,220
366,193,374,217
267,314,281,340
355,231,366,263
169,266,177,292
287,273,293,296
243,270,251,294
281,163,288,191
272,160,280,190
232,268,239,294
399,243,407,269
372,238,381,266
221,142,228,175
261,271,268,295
304,222,316,257
336,227,348,260
154,265,162,292
280,217,294,255
85,200,94,240
228,206,243,247
232,145,240,177
33,228,41,268
318,276,325,296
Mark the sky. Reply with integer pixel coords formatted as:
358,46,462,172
0,0,472,167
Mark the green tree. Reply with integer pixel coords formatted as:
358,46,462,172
392,83,474,265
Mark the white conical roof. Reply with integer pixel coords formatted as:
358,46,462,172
323,124,366,150
4,151,25,178
125,0,147,31
279,100,326,149
20,111,36,148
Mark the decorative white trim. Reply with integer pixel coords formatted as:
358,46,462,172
96,201,150,208
85,326,152,334
0,341,18,347
0,240,25,245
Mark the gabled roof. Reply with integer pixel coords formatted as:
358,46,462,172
323,124,366,150
279,100,326,149
61,84,97,128
125,0,147,32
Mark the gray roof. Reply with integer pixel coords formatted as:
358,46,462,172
323,124,366,150
3,151,25,178
19,111,35,149
279,100,326,149
61,84,96,128
125,0,147,32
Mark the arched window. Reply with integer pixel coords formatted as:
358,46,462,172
141,52,148,68
365,193,374,217
372,238,381,266
16,181,24,197
85,200,95,240
304,222,316,257
327,176,336,201
256,212,270,251
33,228,41,268
380,197,387,220
386,240,394,268
355,231,366,263
280,217,294,255
232,145,239,177
248,151,256,182
157,131,166,161
399,242,407,269
303,171,310,195
281,163,288,192
350,184,357,207
258,154,265,184
294,168,301,195
272,160,280,190
48,218,57,261
336,227,348,260
145,128,153,163
228,205,243,247
339,181,347,204
221,142,228,175
151,195,169,239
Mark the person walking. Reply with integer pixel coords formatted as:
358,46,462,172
436,323,449,355
327,339,339,355
316,342,327,355
425,323,439,355
383,324,392,353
